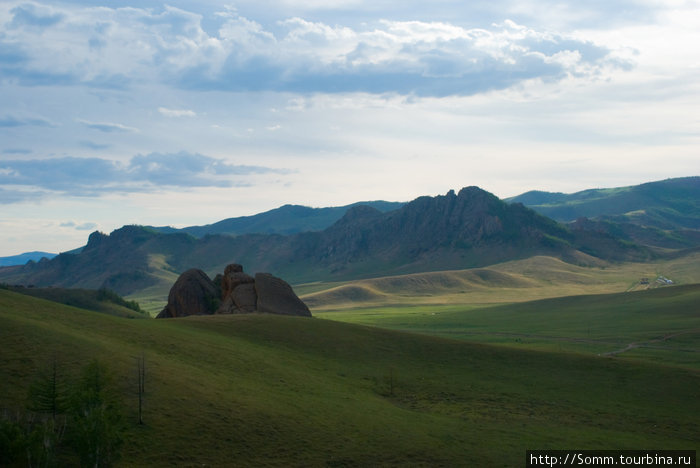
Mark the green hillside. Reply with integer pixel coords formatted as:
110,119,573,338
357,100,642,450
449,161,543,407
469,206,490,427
1,290,698,466
1,285,146,318
317,284,700,369
508,176,700,229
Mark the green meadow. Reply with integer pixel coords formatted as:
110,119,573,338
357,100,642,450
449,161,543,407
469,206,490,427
1,286,699,466
315,284,700,369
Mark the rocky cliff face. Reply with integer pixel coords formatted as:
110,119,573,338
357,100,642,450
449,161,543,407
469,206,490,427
156,264,311,318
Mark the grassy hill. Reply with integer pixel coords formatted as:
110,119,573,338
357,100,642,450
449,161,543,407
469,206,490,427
2,289,698,466
316,284,700,370
508,176,700,229
0,284,146,318
301,251,700,311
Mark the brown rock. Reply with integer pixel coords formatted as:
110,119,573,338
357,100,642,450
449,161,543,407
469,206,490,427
254,272,311,317
232,282,257,313
216,295,236,314
156,268,219,318
220,264,254,298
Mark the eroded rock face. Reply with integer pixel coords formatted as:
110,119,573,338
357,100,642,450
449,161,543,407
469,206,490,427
157,264,310,318
255,273,312,317
156,268,219,318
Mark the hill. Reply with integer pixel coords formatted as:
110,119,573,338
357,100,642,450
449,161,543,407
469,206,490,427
508,177,700,247
0,284,146,318
148,201,405,237
300,252,700,310
1,289,698,466
507,176,700,226
0,251,56,267
0,186,652,299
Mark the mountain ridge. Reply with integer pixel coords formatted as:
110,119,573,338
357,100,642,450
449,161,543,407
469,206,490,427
148,200,405,237
508,176,700,228
0,185,654,296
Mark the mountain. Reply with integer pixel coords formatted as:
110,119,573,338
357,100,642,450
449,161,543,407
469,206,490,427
508,176,700,228
0,186,652,296
0,251,56,267
508,177,700,250
148,201,405,237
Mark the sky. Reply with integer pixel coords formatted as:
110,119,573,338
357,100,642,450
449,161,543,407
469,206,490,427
1,0,699,256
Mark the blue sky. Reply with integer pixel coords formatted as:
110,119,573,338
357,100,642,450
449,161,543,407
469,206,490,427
1,0,699,255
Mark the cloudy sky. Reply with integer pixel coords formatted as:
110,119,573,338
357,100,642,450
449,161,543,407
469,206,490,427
1,0,699,255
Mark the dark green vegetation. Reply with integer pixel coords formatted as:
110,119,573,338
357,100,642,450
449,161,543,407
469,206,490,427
317,284,700,369
0,284,146,318
149,201,405,237
509,176,700,249
2,359,124,467
1,289,698,466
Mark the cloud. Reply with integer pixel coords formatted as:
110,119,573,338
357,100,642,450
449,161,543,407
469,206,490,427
158,107,197,117
9,3,64,28
0,115,54,128
0,152,290,201
0,187,48,204
78,119,139,133
2,148,33,154
0,2,629,97
79,140,112,150
60,221,97,231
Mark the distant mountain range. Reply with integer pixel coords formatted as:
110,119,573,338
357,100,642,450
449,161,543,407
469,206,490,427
0,251,56,267
0,184,665,296
148,201,405,237
507,176,700,249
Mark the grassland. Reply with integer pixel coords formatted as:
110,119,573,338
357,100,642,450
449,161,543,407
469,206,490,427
300,252,700,311
315,284,700,369
2,289,699,466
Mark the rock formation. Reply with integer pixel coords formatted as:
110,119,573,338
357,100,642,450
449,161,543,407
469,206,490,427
156,264,311,318
254,273,312,317
156,268,220,318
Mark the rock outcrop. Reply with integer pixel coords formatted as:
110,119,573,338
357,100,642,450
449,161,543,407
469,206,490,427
156,264,310,318
156,269,220,318
254,273,312,317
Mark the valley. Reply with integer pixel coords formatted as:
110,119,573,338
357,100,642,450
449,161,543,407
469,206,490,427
1,177,699,466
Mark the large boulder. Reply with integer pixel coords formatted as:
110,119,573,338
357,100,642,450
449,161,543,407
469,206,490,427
254,272,312,317
157,264,311,318
156,268,219,318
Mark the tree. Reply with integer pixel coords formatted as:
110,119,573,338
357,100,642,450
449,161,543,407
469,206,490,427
26,357,69,467
27,358,68,423
67,360,123,468
136,353,145,425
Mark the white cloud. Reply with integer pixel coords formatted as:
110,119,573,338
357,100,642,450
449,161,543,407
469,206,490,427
78,119,139,133
0,2,623,96
158,107,197,117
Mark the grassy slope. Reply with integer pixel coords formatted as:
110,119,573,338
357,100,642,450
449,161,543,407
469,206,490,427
1,290,699,466
301,252,700,311
316,284,700,370
2,286,147,318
